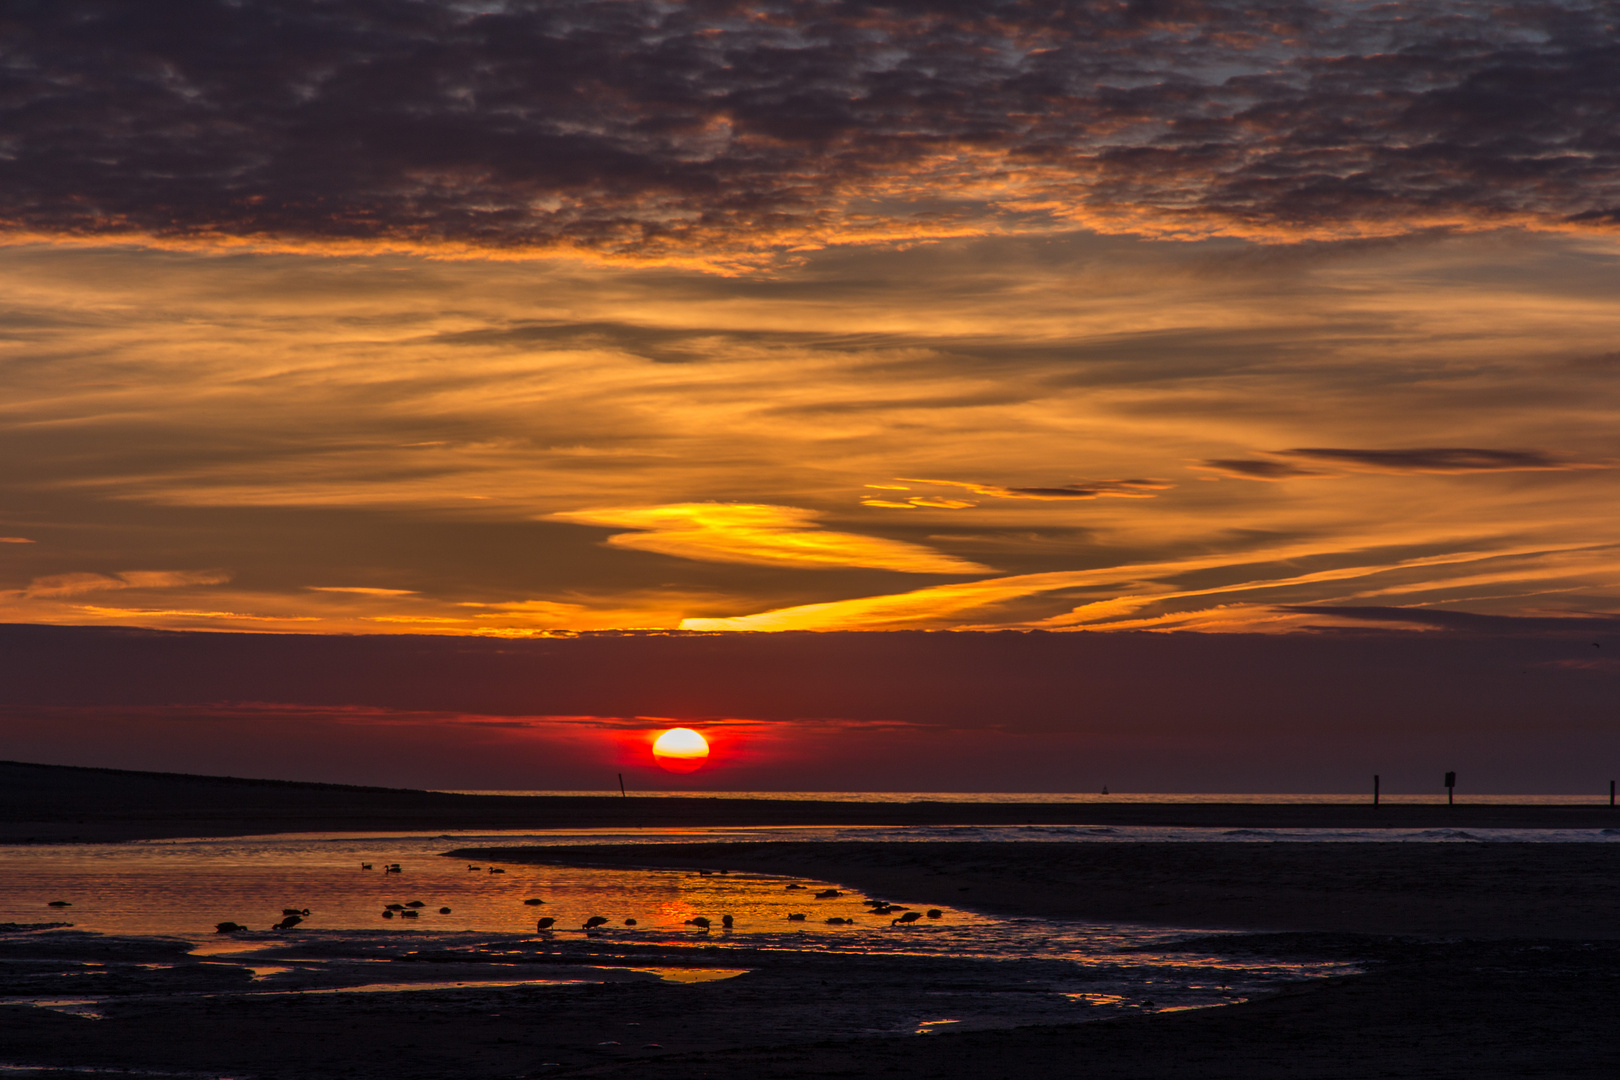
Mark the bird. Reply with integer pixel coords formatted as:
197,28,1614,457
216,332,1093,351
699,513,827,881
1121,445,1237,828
382,909,395,919
46,901,71,908
273,914,303,931
786,913,807,921
814,889,841,899
405,901,425,908
385,903,405,911
926,909,943,918
361,863,372,870
439,907,452,914
893,911,923,925
281,908,311,916
624,918,638,926
721,914,733,928
401,909,419,918
467,865,481,871
583,915,609,929
825,917,851,925
785,884,806,890
537,917,556,930
687,916,711,930
214,921,247,933
522,898,545,906
488,868,506,874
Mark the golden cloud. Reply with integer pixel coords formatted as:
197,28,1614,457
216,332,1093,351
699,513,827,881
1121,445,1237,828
15,569,231,599
556,503,990,574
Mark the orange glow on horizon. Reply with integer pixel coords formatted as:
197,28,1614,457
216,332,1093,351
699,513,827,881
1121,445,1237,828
652,727,710,773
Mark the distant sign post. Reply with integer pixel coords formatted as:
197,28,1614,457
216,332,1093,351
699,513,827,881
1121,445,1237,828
1445,771,1456,806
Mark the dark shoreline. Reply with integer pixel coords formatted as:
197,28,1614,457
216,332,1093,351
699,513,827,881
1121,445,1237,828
5,760,1618,842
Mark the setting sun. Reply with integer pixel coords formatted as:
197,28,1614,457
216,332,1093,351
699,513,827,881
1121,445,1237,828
652,728,710,774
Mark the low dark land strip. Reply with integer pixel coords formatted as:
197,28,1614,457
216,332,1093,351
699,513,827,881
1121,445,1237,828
5,760,1619,842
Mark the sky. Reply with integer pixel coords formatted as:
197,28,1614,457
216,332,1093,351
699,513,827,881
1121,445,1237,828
3,1,1620,791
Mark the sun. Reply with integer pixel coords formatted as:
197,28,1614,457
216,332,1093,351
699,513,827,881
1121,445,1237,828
652,728,710,773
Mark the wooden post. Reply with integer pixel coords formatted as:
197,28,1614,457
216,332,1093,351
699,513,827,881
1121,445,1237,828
1445,771,1456,806
1610,780,1615,807
1374,774,1380,806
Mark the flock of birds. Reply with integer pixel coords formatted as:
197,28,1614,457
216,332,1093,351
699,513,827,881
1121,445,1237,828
210,862,946,934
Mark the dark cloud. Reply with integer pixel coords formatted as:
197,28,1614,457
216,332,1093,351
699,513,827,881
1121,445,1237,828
3,1,1620,258
1196,458,1327,480
902,477,1173,500
1281,447,1606,473
1276,605,1620,636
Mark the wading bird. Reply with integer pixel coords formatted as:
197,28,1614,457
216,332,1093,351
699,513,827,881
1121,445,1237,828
537,917,556,930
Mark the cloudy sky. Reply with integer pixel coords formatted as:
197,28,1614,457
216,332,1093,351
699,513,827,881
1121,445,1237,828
3,1,1619,789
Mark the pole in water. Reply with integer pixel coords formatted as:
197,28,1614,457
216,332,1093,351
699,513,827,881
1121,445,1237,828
1374,774,1380,806
1610,779,1615,807
1445,770,1456,806
618,773,627,798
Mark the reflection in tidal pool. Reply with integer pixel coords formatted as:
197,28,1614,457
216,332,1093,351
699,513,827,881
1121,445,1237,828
0,831,1351,1036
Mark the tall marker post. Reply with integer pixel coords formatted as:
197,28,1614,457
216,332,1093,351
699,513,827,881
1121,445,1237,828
1374,774,1380,806
1445,771,1456,806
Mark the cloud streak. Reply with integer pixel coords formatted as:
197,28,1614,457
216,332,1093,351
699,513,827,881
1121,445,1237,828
557,503,990,573
1198,446,1612,479
6,2,1620,261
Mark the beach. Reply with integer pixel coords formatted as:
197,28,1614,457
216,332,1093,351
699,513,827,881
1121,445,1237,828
3,764,1619,1078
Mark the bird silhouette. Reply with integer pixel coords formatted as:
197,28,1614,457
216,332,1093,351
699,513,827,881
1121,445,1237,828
814,889,841,899
926,909,943,918
523,898,545,906
537,917,556,930
439,907,452,914
273,914,303,931
721,914,734,928
687,916,711,930
892,911,923,925
583,915,609,929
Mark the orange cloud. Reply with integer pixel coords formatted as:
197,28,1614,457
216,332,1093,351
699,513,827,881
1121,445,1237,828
556,503,990,574
13,569,230,599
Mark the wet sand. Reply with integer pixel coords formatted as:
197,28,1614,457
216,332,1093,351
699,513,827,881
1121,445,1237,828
457,839,1620,938
6,759,1620,841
